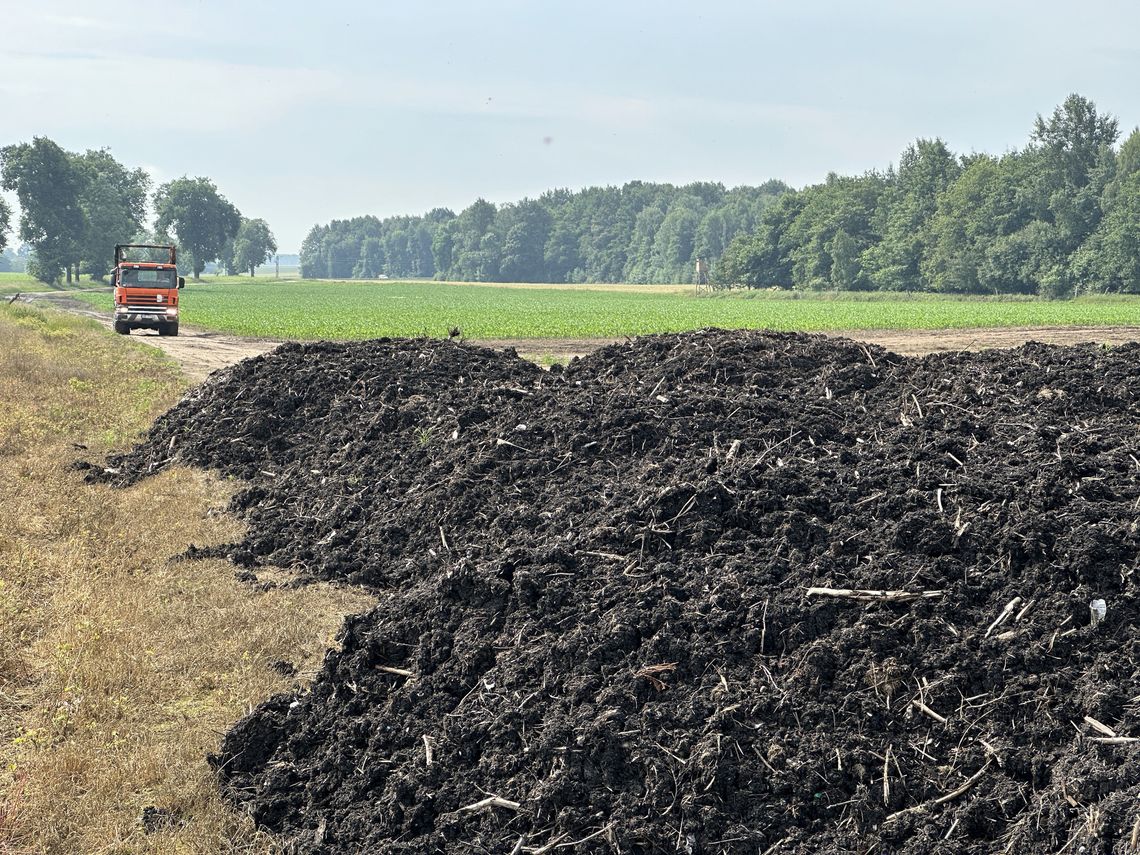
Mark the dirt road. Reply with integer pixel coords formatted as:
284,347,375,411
20,291,1140,382
22,291,280,383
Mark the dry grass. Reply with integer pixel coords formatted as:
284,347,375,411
0,304,372,854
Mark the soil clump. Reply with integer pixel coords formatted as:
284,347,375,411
97,330,1140,854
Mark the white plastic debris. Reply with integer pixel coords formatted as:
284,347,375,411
1090,599,1107,627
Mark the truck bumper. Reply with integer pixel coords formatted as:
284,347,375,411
115,308,177,327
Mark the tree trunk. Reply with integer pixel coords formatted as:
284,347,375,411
65,265,72,284
249,265,255,277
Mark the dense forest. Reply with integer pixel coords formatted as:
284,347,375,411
299,180,789,284
720,95,1140,296
301,95,1140,296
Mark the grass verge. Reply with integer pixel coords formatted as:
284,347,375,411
0,303,371,853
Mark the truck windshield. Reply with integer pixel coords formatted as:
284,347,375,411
120,269,175,287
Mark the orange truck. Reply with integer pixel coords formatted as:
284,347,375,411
112,244,185,336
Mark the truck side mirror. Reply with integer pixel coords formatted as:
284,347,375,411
178,276,186,289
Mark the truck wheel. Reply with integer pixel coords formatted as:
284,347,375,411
114,321,130,335
159,322,179,337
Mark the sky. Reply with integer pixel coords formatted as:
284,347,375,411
2,0,1139,252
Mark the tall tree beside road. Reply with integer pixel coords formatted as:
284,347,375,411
231,218,278,277
0,137,85,283
0,197,9,253
353,237,384,278
715,191,805,287
72,149,151,281
154,177,241,279
498,200,551,282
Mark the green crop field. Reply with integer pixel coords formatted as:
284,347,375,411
0,272,49,296
64,279,1140,340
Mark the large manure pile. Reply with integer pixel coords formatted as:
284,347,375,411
101,330,1140,854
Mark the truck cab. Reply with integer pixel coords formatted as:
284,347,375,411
112,244,186,336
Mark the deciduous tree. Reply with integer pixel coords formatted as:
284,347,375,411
72,149,150,280
231,218,278,277
0,137,84,283
0,198,9,254
1072,171,1140,293
862,138,960,291
154,177,241,279
353,237,384,279
1032,94,1119,191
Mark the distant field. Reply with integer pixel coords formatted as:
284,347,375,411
0,272,47,295
70,279,1140,339
250,263,302,279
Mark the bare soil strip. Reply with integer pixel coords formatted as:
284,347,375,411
477,325,1140,361
836,324,1140,354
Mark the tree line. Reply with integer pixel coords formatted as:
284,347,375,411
299,181,790,283
0,137,277,283
299,94,1139,296
718,95,1140,296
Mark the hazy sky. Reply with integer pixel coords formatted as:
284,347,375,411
3,0,1139,251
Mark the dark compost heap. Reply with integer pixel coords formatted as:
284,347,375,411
99,330,1140,854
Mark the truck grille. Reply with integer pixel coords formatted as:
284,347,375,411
124,306,167,315
126,293,161,305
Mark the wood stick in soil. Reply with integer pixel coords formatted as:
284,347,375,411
984,597,1022,637
527,824,614,852
1014,598,1035,623
912,699,948,724
806,587,945,602
884,761,992,823
1084,715,1117,737
458,795,521,812
375,665,415,678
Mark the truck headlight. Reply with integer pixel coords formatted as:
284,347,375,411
165,308,178,316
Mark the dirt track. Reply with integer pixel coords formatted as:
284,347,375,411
21,291,1140,381
22,291,280,382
